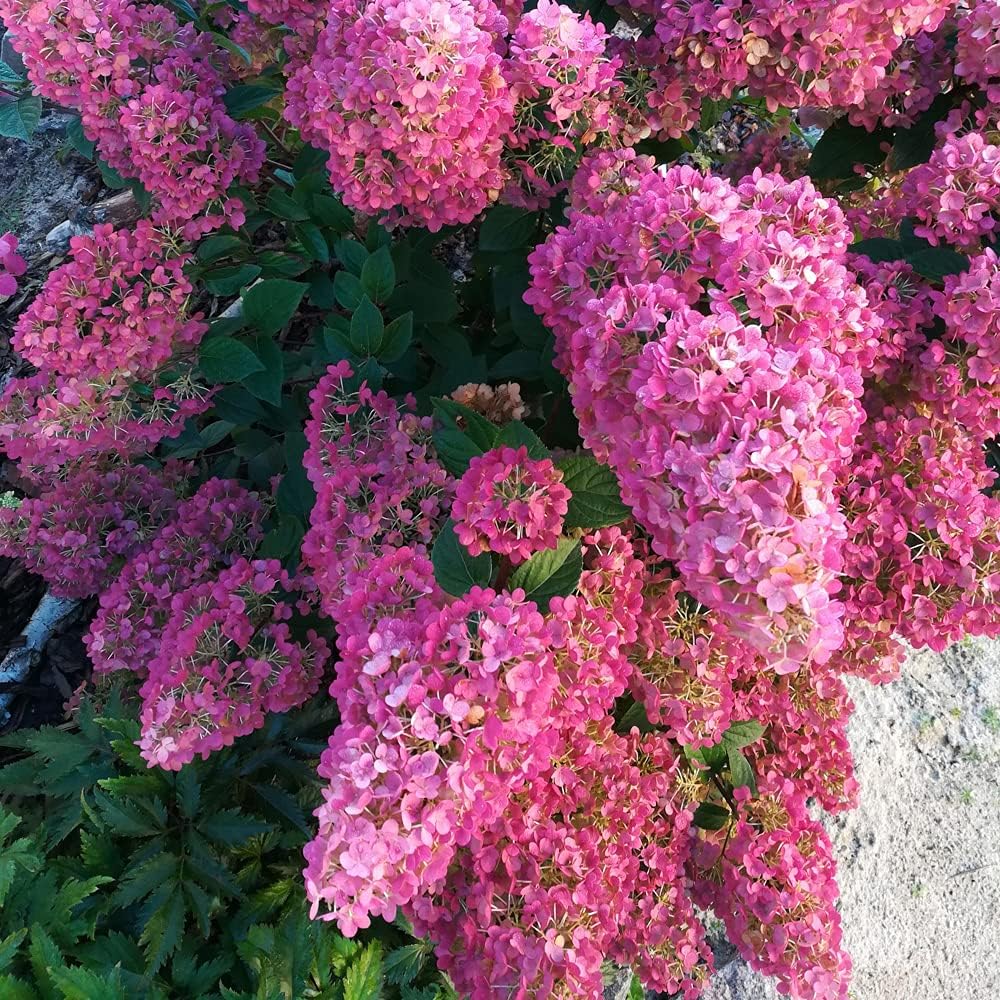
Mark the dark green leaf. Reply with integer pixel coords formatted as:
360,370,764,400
849,238,906,263
343,942,384,1000
276,463,316,521
294,222,330,264
243,279,307,335
350,296,385,356
198,336,265,384
223,83,281,117
335,238,369,276
66,116,95,159
212,385,266,425
557,455,629,530
479,206,537,252
361,246,396,303
720,721,765,751
311,195,352,231
266,188,311,221
384,942,429,987
906,246,969,282
197,809,271,846
211,33,252,65
807,119,892,180
0,96,42,142
378,313,413,363
494,421,547,458
334,270,365,310
197,234,245,264
508,538,582,612
432,519,494,597
889,93,955,171
692,802,731,831
203,264,261,296
727,748,757,794
242,336,284,406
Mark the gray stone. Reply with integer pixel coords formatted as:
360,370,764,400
604,966,634,1000
44,219,92,251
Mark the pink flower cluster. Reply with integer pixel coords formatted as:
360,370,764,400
12,221,206,380
0,0,263,231
650,1,951,115
285,0,513,230
87,479,267,675
298,375,856,997
501,0,619,207
139,557,329,769
0,231,26,299
452,445,569,563
527,160,876,672
903,130,1000,249
0,461,186,598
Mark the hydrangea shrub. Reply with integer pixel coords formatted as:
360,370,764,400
0,1,998,998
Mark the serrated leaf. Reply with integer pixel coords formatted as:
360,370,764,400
384,943,429,986
0,928,27,973
508,538,582,612
556,455,629,530
198,336,265,384
432,519,494,597
112,852,179,910
50,964,126,1000
243,279,307,335
175,767,200,820
361,246,396,303
197,809,271,846
139,889,185,973
0,96,42,141
343,942,384,1000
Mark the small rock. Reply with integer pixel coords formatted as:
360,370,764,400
604,967,633,1000
44,219,92,252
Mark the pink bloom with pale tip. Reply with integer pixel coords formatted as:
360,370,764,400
452,445,570,564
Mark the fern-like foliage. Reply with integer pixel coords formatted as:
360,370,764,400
0,688,457,1000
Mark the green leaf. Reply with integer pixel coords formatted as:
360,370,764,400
0,928,27,973
276,462,316,521
211,33,252,65
508,538,582,612
807,119,892,180
295,222,330,264
557,456,629,530
378,313,413,363
432,398,498,452
336,238,369,276
311,194,352,231
50,966,126,1000
850,238,906,263
197,234,245,263
65,116,95,160
0,62,24,85
727,748,757,794
432,519,494,597
350,296,385,356
242,336,284,406
198,336,265,384
0,96,42,141
384,942,429,987
175,768,200,820
479,206,537,252
243,279,307,335
223,83,281,118
334,270,365,310
203,264,261,296
139,889,185,972
720,721,765,751
197,809,271,846
361,246,396,303
615,699,656,735
888,92,954,171
265,187,310,221
212,385,266,425
494,421,547,459
692,802,730,831
343,942,384,1000
906,246,969,282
